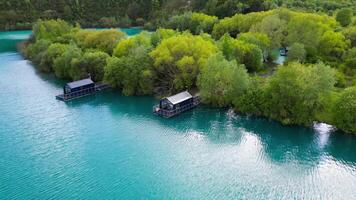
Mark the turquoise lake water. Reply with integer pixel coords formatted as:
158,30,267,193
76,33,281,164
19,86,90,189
1,30,356,199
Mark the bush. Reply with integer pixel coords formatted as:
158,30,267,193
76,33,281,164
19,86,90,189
149,33,218,92
332,86,356,134
198,54,249,107
263,62,336,125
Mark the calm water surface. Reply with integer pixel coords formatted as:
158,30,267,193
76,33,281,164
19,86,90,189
1,30,356,199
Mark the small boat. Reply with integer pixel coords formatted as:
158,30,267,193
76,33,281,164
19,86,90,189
56,78,110,101
153,91,200,118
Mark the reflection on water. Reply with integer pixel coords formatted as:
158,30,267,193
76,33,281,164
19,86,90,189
0,31,356,199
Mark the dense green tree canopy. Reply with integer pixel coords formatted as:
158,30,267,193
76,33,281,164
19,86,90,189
264,62,336,125
336,8,353,27
332,86,356,134
198,54,249,107
149,33,218,92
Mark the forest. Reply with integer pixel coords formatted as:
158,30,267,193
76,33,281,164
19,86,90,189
22,2,356,134
1,0,355,30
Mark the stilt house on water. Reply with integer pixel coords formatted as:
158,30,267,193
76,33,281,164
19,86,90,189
56,78,110,101
153,91,200,118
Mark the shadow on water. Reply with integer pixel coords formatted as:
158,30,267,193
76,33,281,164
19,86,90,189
60,90,356,167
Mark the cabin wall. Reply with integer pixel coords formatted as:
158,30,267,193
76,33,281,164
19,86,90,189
70,83,95,92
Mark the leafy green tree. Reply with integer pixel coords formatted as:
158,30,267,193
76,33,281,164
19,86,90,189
113,32,152,57
342,26,356,47
53,44,82,79
336,8,353,27
71,51,109,81
264,62,336,125
344,47,356,71
149,33,218,92
33,19,72,41
238,32,270,60
75,29,126,54
40,43,69,72
234,76,267,116
332,86,356,133
318,30,349,63
217,35,263,71
250,14,286,50
198,54,249,107
150,29,178,47
287,43,306,62
26,39,50,65
105,47,155,95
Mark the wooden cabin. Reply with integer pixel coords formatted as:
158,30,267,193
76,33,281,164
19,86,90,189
64,78,95,94
56,78,110,101
154,91,200,118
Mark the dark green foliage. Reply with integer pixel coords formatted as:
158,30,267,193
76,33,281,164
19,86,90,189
167,12,218,34
105,47,155,96
332,86,356,133
336,8,353,27
53,44,82,79
105,32,155,95
71,51,109,81
234,77,267,116
1,0,355,31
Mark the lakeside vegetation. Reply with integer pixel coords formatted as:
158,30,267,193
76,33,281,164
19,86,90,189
19,4,355,134
1,0,355,30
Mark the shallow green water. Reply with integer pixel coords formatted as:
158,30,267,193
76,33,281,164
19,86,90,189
1,30,356,199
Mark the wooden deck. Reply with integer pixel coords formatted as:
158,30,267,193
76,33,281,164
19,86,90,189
56,83,110,101
153,96,200,118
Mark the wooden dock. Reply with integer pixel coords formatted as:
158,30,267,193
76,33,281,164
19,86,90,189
56,83,110,102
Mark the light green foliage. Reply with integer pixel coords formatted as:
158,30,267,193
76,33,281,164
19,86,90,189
198,54,249,107
150,33,218,92
113,32,152,57
150,29,178,47
75,29,126,54
238,32,270,60
191,13,219,33
32,19,72,41
53,44,82,79
264,62,336,125
71,51,109,81
336,8,353,27
168,12,218,34
332,86,356,134
218,34,263,72
318,31,349,63
288,43,306,62
286,15,327,58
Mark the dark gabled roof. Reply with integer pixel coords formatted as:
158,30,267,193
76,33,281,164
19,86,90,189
166,91,193,105
66,78,94,89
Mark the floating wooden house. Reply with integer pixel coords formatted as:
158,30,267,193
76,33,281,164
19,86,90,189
56,78,110,101
153,91,200,118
